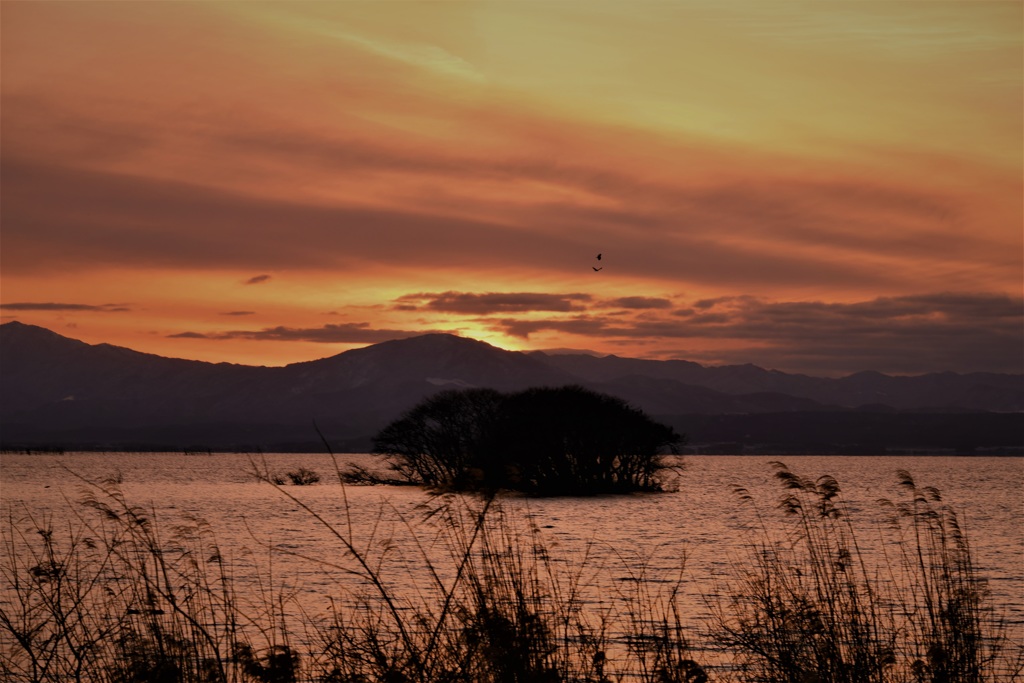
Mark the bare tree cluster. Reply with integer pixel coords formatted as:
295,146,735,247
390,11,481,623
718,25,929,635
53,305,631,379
372,386,682,495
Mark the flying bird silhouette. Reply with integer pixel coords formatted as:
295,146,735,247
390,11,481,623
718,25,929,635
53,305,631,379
596,253,602,260
593,266,603,272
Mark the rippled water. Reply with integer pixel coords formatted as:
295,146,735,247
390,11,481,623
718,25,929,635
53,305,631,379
2,452,1022,667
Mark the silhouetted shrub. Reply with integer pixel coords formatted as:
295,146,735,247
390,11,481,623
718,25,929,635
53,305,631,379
234,643,301,683
372,385,682,494
372,388,505,490
286,467,321,485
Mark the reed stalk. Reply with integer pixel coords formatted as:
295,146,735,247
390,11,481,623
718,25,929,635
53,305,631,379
708,462,1020,683
1,460,1017,682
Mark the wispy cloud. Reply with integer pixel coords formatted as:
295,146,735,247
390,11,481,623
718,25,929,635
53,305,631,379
605,296,672,310
2,105,1018,293
253,6,486,83
398,291,592,314
169,323,445,344
0,302,131,312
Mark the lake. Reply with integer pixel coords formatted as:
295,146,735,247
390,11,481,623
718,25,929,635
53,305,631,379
2,452,1022,677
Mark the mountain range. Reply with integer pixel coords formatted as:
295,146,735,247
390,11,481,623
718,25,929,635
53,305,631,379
1,321,1021,453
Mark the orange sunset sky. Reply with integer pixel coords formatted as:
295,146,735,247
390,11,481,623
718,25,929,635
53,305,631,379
2,1,1021,377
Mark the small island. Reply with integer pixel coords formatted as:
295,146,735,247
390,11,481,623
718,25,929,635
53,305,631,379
370,385,683,495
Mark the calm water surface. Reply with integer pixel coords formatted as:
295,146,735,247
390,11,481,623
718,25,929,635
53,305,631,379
2,453,1022,662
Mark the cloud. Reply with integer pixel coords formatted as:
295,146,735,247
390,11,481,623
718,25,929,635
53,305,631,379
670,293,1024,335
490,292,1024,376
398,291,592,314
221,311,256,316
0,302,130,312
605,296,672,310
283,13,485,84
499,316,615,339
245,275,271,285
3,124,1018,296
170,323,445,344
1,159,584,277
2,1,1019,379
4,83,1018,294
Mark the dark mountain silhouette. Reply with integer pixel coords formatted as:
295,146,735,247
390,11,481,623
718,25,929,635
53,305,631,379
1,321,1021,452
529,352,1024,413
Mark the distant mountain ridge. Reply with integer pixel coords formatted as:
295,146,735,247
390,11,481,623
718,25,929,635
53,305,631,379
1,321,1021,452
528,352,1024,413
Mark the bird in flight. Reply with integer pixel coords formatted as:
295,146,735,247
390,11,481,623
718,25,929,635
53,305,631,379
593,266,603,272
596,253,602,260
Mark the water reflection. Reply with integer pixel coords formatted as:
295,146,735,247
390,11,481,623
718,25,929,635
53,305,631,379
2,452,1021,672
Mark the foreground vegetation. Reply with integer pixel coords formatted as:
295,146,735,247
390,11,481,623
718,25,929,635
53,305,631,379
1,462,1020,682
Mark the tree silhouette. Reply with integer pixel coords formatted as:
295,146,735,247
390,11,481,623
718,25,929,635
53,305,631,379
372,386,682,495
372,388,504,489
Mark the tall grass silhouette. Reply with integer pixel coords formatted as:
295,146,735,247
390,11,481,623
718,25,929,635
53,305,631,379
709,462,1020,683
1,460,1019,682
